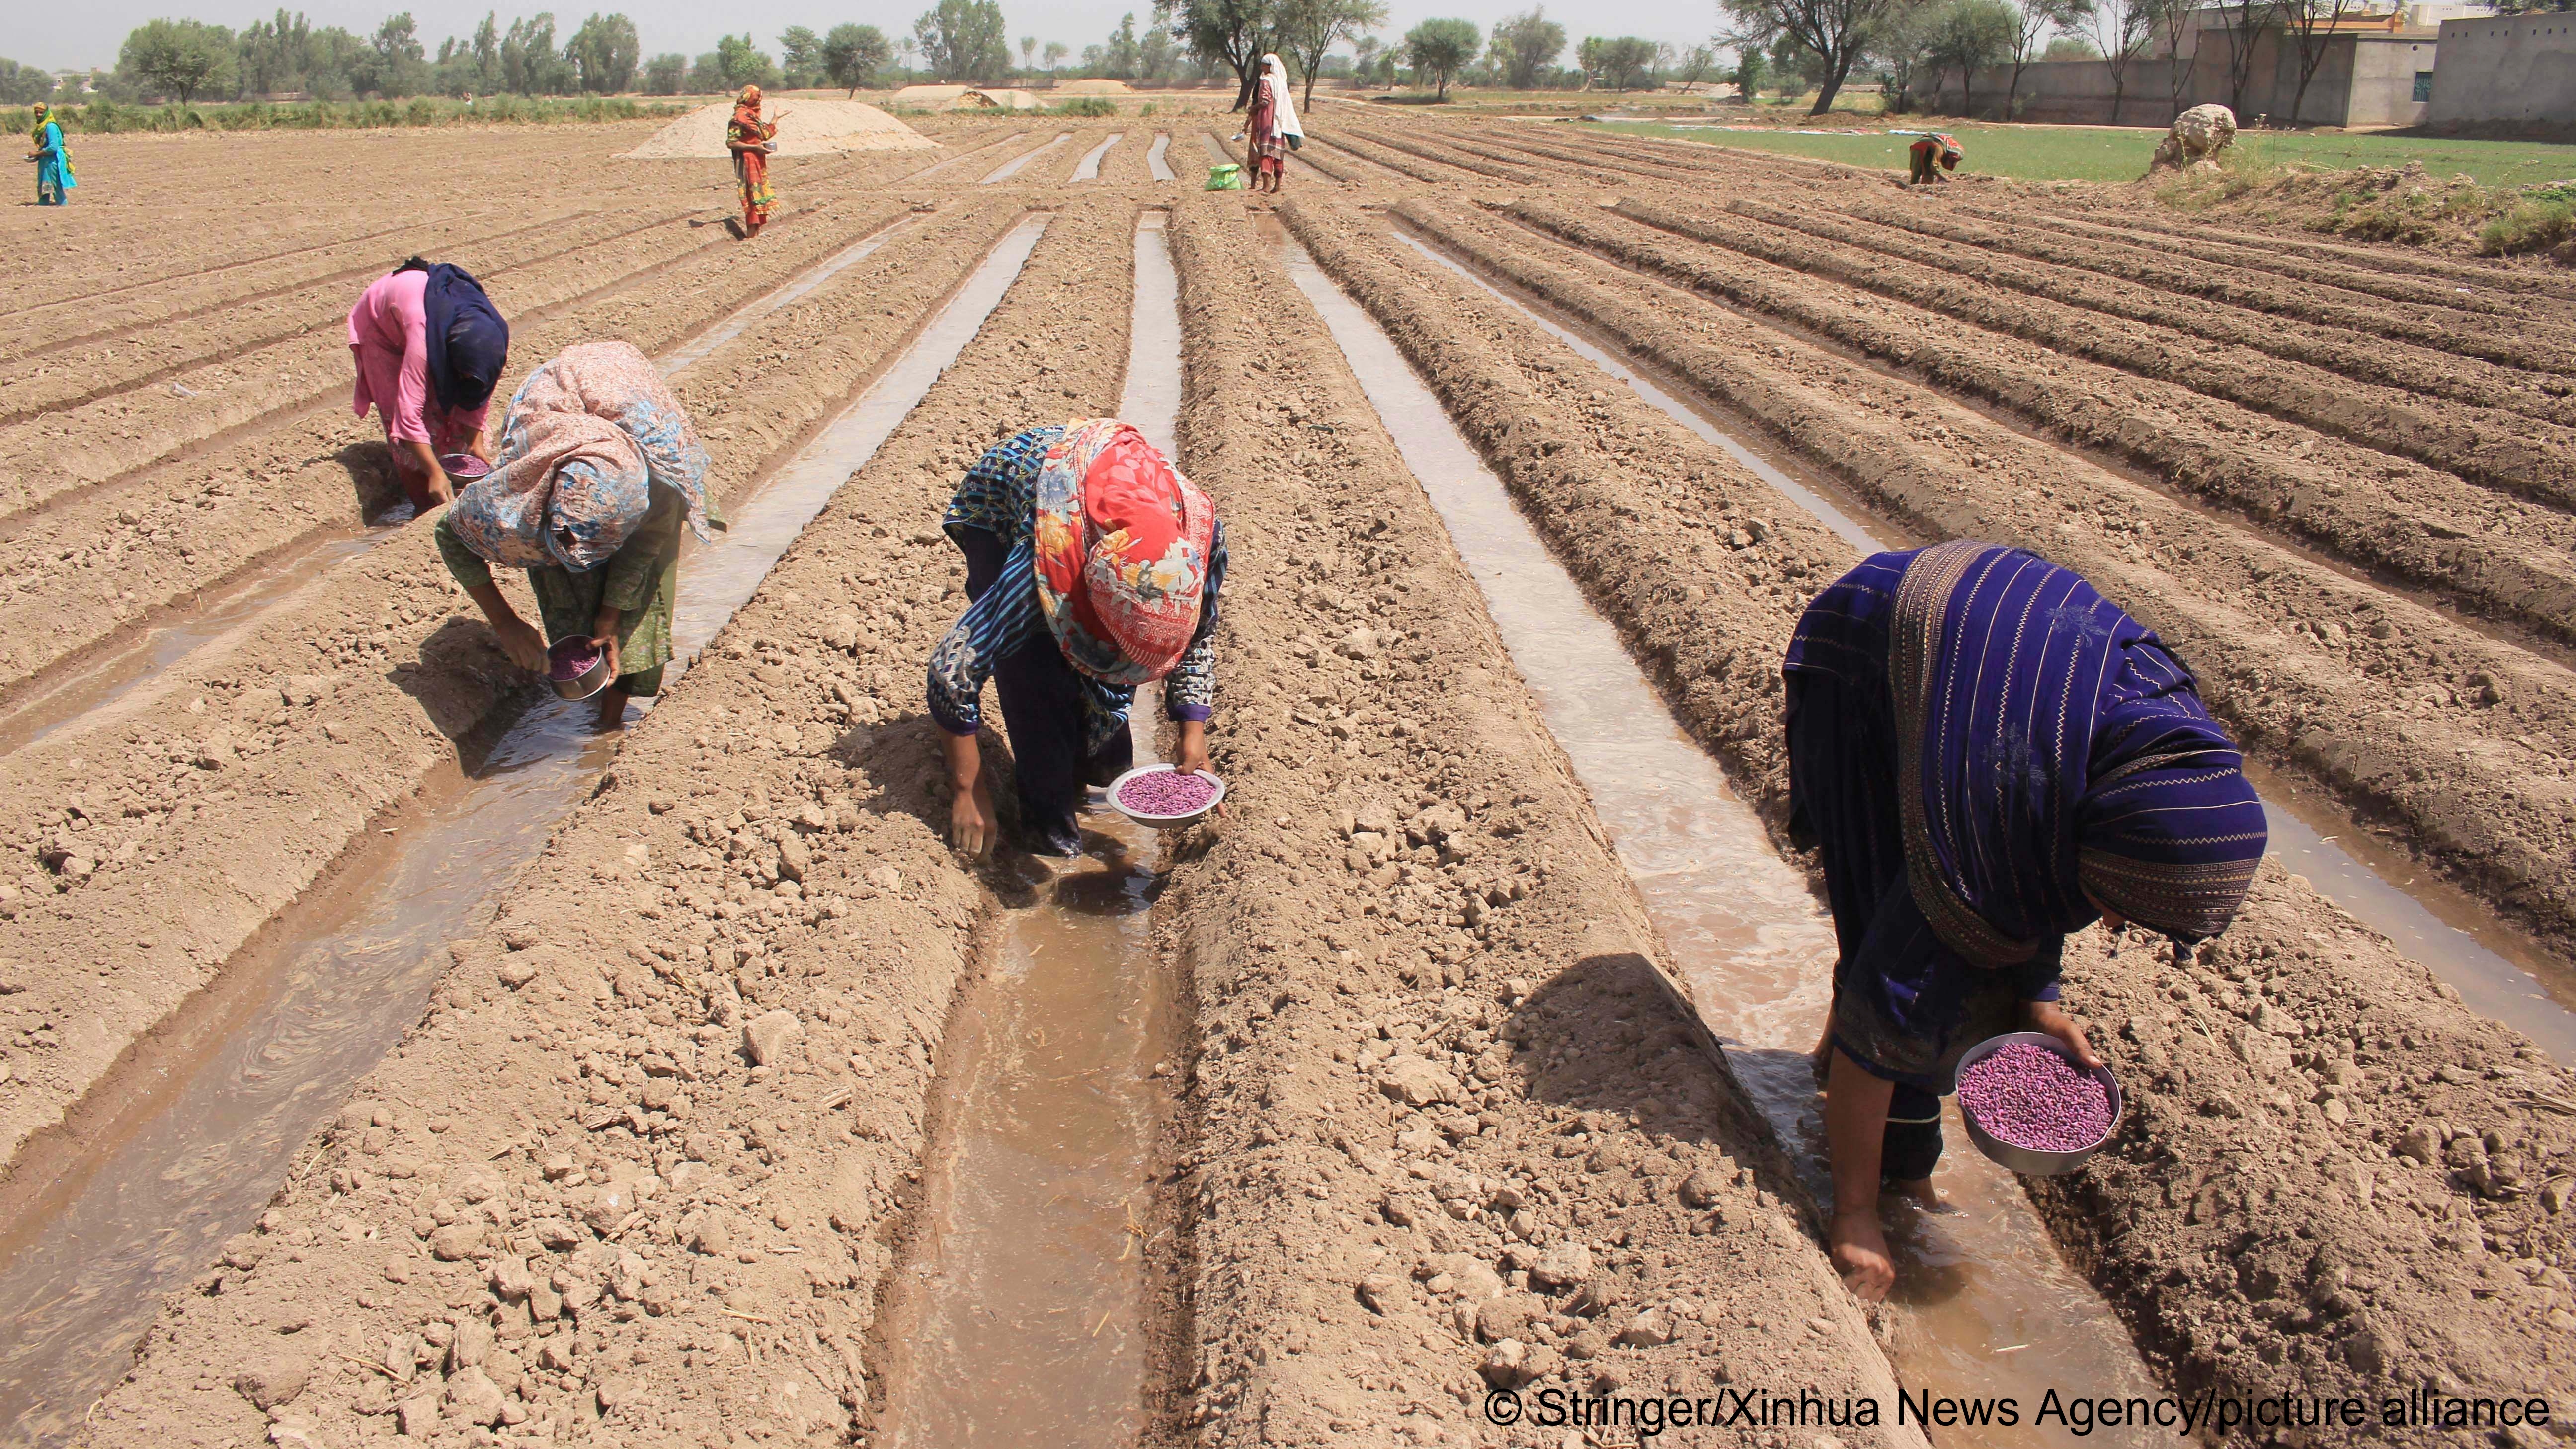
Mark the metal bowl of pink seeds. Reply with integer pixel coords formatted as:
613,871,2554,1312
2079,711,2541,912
1105,765,1225,830
440,452,492,483
1953,1031,2123,1176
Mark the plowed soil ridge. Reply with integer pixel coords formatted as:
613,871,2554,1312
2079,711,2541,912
2046,203,2576,300
2011,206,2576,324
1394,196,2576,971
1163,196,1925,1447
1791,200,2576,431
60,193,1138,1449
1489,196,2576,648
0,198,1026,1191
1642,196,2576,511
1286,191,2576,1440
0,192,938,714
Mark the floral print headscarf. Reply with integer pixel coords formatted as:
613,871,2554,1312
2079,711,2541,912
1032,419,1216,685
446,341,712,573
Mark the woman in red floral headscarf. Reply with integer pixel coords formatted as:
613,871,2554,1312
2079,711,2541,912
726,85,778,237
927,420,1227,858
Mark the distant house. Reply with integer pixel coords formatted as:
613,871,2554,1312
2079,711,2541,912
1924,1,2474,127
2427,12,2576,126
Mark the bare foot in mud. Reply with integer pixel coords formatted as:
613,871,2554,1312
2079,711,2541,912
1888,1176,1952,1213
1832,1208,1896,1302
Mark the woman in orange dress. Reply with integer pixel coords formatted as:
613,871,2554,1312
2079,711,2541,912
726,85,778,237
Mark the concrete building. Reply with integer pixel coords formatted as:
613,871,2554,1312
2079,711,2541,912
2427,12,2576,126
1923,2,2455,126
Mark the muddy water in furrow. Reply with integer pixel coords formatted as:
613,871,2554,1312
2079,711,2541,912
1071,134,1124,182
0,216,1054,1447
881,211,1181,1449
1146,134,1176,182
1394,226,2576,1063
1272,220,2170,1445
0,214,921,761
984,134,1075,183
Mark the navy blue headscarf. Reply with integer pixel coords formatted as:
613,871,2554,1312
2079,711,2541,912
1787,541,2267,965
398,257,510,415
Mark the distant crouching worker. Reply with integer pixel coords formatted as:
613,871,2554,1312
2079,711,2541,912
1908,132,1962,185
348,258,509,511
436,341,724,713
931,421,1225,859
1783,541,2267,1301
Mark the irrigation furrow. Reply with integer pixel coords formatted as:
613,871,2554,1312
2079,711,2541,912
1386,192,2576,970
1160,190,1927,1444
0,168,905,530
40,198,1101,1449
0,203,710,426
1281,191,2576,1437
1336,125,1542,185
0,199,1030,1212
0,193,947,711
1486,195,2576,648
1306,129,1460,186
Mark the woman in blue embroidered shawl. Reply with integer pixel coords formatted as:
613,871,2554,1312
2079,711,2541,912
1784,541,2267,1300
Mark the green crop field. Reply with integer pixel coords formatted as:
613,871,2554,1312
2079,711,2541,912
1587,118,2576,190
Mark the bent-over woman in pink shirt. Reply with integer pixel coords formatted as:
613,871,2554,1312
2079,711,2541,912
348,259,510,512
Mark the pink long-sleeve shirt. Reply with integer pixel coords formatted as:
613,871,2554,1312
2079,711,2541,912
347,269,488,449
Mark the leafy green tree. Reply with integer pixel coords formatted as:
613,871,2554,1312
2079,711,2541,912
1403,17,1477,96
913,0,1012,82
778,25,823,87
1280,0,1385,105
1721,0,1908,112
2003,0,2091,115
1043,40,1070,68
715,32,779,88
686,51,725,91
1139,25,1180,77
1578,35,1656,88
566,13,639,92
2084,0,2152,123
643,51,687,93
119,18,238,104
1486,8,1564,89
821,24,892,93
351,11,427,95
1926,0,2016,115
1732,45,1769,97
1154,0,1279,109
1676,41,1719,86
0,59,57,106
1105,12,1142,76
500,13,575,93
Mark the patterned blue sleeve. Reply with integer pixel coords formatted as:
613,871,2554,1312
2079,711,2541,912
1165,520,1226,722
927,536,1047,737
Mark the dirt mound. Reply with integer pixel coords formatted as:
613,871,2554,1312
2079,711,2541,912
622,99,934,158
889,84,1039,111
1054,79,1133,96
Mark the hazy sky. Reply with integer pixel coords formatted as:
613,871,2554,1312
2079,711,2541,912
17,0,1723,72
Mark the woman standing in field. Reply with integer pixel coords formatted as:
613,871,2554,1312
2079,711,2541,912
436,341,724,714
726,85,778,237
1245,53,1300,195
25,101,74,206
1783,540,2266,1301
930,420,1225,858
347,258,509,512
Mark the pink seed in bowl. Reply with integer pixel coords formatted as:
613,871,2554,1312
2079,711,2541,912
1957,1042,2114,1153
1116,770,1217,816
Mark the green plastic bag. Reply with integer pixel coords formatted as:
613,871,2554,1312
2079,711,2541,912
1204,162,1245,191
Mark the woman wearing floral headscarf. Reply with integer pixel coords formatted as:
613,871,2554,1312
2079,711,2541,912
928,420,1226,858
434,341,724,711
26,102,74,206
725,85,778,238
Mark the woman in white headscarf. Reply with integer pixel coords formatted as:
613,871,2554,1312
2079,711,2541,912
1247,52,1302,194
